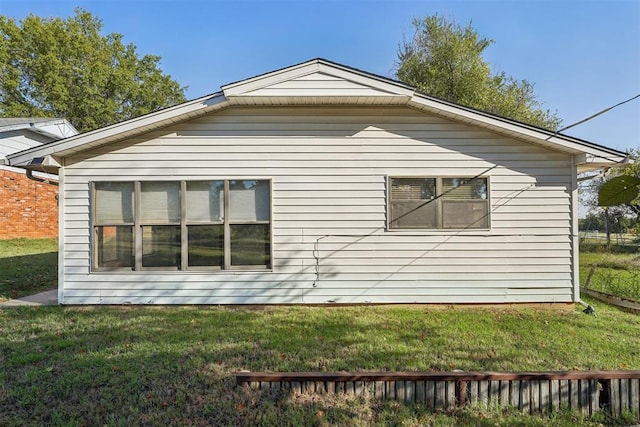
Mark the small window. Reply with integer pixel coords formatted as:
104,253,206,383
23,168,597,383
388,177,489,230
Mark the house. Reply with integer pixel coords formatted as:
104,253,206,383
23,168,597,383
6,59,628,305
0,118,78,239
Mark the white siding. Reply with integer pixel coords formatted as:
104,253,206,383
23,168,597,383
239,72,399,97
0,130,51,158
61,106,574,304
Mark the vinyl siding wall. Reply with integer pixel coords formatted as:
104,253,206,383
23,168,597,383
60,106,574,304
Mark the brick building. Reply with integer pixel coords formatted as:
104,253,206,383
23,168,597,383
0,118,77,239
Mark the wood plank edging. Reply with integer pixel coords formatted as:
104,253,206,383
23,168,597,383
236,370,640,384
582,289,640,313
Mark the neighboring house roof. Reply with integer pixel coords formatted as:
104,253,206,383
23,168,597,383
0,117,78,140
6,58,629,173
0,118,79,161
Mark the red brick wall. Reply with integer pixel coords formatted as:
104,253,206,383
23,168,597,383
0,168,59,239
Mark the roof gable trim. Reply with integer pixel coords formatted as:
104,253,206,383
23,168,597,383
222,59,415,99
6,58,628,169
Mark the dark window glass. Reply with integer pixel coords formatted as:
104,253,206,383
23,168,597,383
188,225,224,267
142,225,181,267
96,226,134,268
230,224,271,267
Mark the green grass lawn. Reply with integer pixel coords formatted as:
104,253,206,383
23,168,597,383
0,238,57,302
1,302,639,426
1,238,639,425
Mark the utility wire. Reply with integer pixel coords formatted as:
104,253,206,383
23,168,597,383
546,93,640,141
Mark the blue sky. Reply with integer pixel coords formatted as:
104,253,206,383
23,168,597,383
2,0,639,152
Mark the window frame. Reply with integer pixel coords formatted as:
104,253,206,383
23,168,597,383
387,176,490,231
91,182,135,270
91,179,272,272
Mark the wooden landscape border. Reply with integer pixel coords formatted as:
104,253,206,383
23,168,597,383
237,370,640,419
582,288,640,314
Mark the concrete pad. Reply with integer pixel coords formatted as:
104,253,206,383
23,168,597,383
0,289,58,307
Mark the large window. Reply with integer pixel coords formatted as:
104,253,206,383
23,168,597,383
388,177,489,229
92,180,271,270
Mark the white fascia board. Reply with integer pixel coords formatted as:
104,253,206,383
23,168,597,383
0,118,78,140
7,93,227,166
28,127,66,141
0,118,62,132
222,59,415,98
225,95,413,107
407,95,628,163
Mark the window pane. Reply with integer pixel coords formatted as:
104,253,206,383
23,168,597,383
96,226,133,268
95,182,134,224
390,201,438,229
230,224,270,267
140,182,181,223
188,225,223,267
442,201,489,229
142,225,181,267
442,178,487,200
389,178,437,228
391,178,436,200
229,180,270,221
186,181,224,222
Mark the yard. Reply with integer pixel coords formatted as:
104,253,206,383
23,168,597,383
580,242,640,301
0,238,57,302
1,238,639,425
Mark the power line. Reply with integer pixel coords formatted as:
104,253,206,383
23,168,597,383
546,93,640,141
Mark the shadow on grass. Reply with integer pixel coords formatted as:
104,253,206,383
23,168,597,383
0,252,57,300
0,304,637,425
0,307,399,425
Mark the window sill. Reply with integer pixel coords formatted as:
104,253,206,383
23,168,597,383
90,268,274,274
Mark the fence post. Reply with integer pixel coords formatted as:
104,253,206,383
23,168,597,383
584,265,597,289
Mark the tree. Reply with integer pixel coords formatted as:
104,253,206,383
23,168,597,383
582,149,639,246
396,15,561,130
598,150,640,207
0,9,186,133
597,149,640,235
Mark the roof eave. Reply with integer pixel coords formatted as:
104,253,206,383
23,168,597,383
7,93,227,167
5,59,629,170
406,95,629,164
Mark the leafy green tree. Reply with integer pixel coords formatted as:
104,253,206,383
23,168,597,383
0,9,186,133
580,210,631,234
397,15,561,130
598,149,640,209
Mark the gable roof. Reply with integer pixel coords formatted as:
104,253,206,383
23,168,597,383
6,58,629,173
0,118,78,140
0,118,79,163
